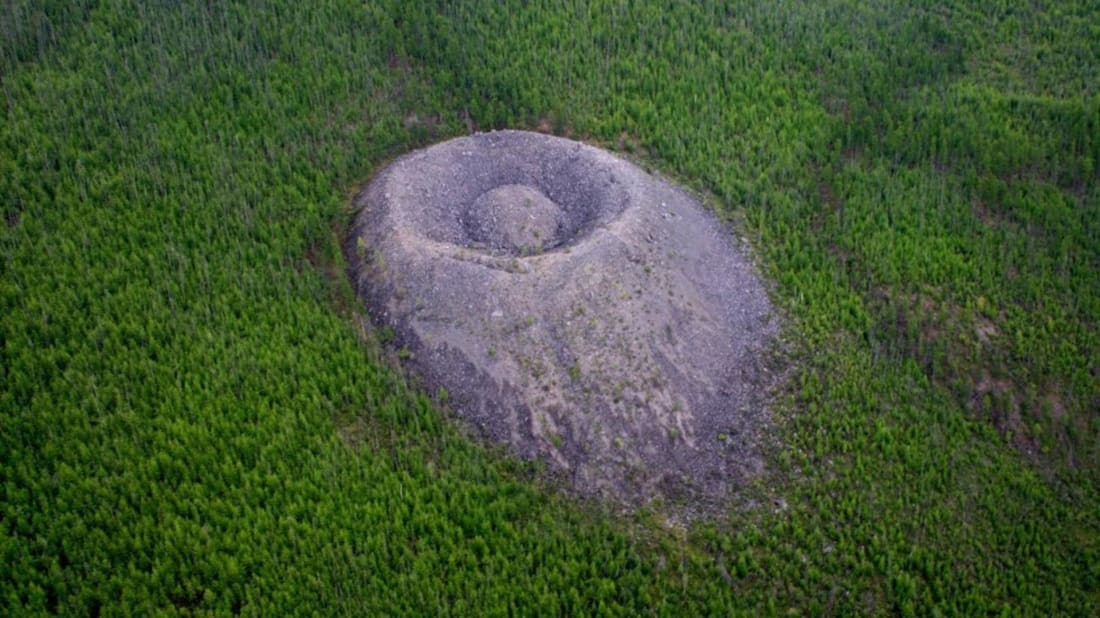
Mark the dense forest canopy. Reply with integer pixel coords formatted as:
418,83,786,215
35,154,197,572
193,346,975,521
2,0,1097,614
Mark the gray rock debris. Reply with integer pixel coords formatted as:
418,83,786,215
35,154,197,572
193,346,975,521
347,130,778,507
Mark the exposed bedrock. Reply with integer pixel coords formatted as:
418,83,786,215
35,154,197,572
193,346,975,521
347,130,779,506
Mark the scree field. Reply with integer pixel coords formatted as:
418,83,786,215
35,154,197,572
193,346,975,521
2,1,1098,615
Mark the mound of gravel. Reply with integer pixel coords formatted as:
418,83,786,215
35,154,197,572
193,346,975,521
347,130,778,506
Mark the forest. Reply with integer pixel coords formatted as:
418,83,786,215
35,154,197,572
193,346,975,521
2,0,1097,614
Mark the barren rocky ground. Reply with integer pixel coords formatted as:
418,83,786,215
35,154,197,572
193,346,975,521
348,131,779,506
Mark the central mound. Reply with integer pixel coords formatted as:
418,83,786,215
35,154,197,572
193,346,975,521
348,130,778,506
465,184,563,255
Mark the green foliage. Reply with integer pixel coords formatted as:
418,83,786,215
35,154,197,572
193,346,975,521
0,0,99,74
2,0,1097,614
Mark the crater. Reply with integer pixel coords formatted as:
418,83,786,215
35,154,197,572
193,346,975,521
347,130,780,509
